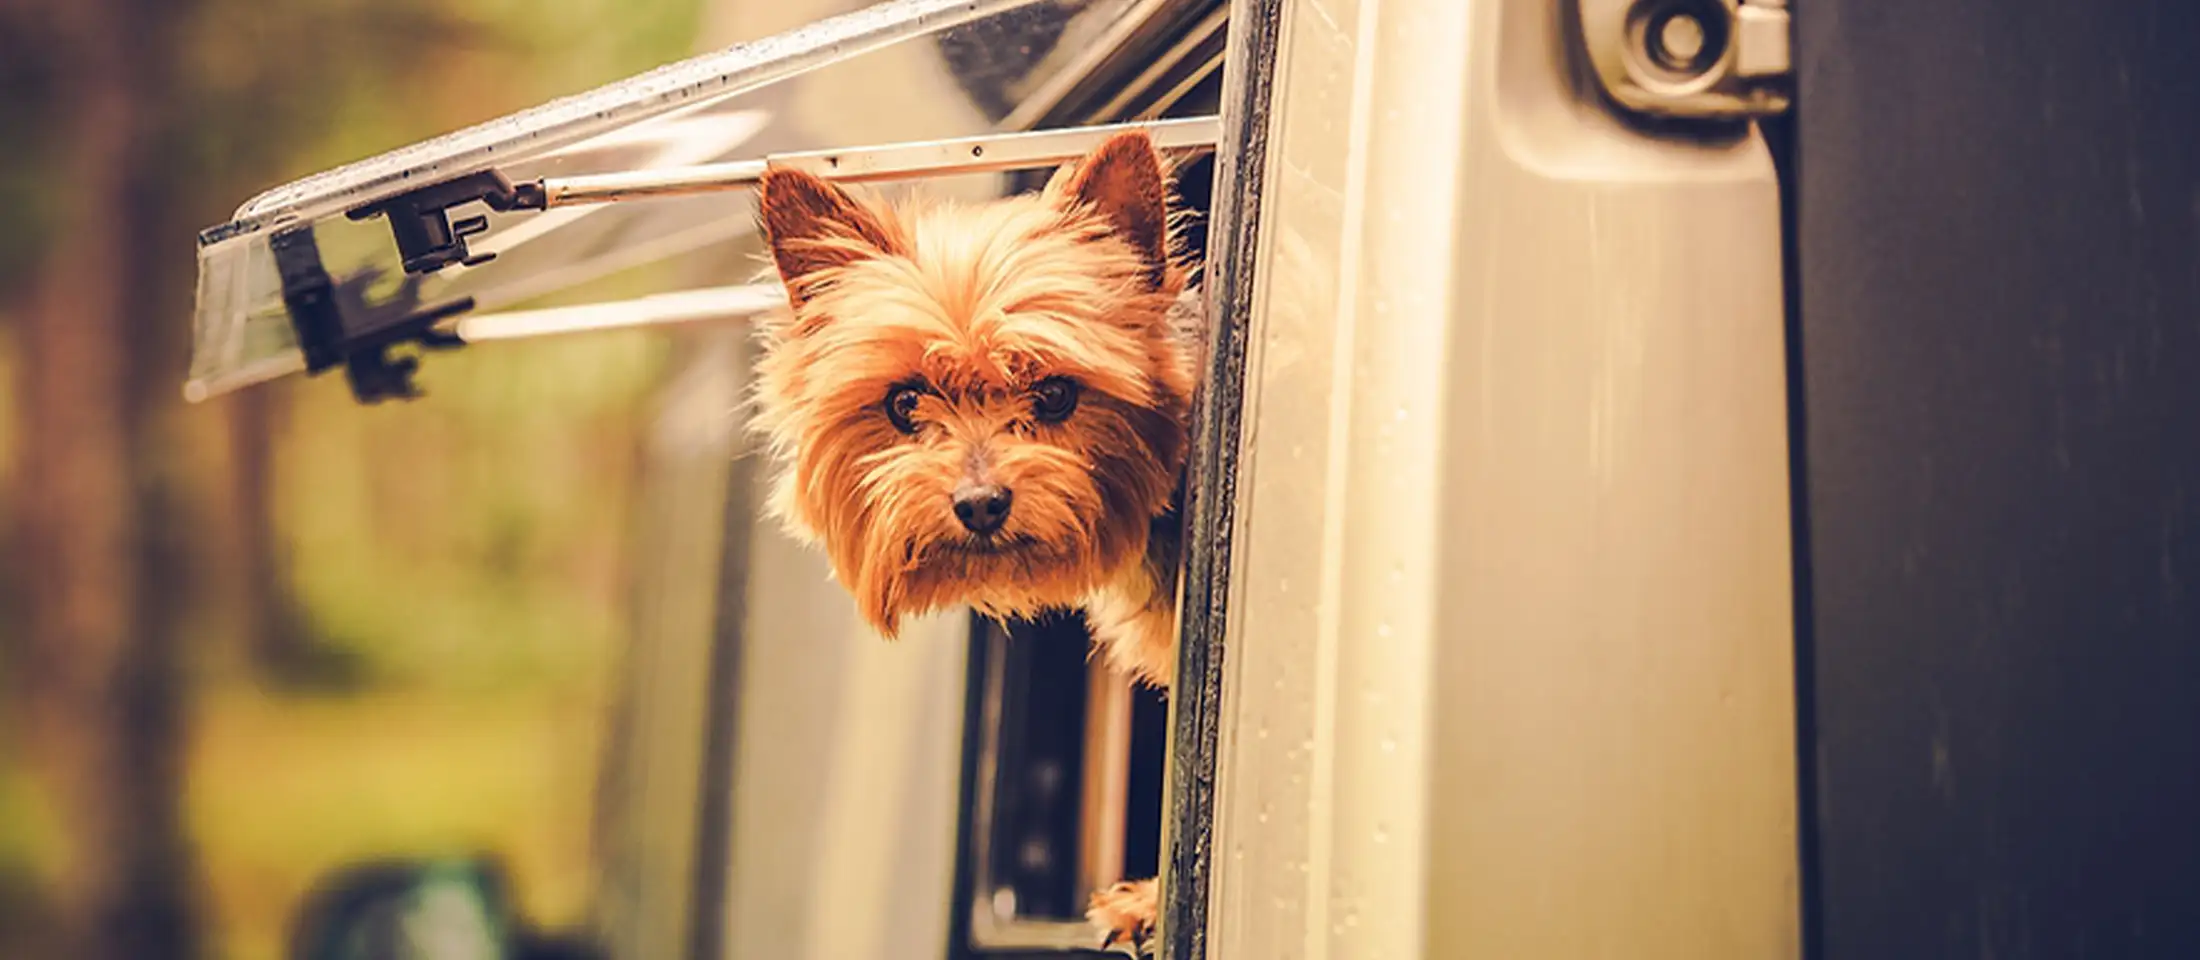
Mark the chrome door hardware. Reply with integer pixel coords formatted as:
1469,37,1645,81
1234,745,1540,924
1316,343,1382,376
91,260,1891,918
1579,0,1791,119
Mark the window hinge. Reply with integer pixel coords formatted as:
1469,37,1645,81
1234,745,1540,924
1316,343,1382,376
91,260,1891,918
1579,0,1792,121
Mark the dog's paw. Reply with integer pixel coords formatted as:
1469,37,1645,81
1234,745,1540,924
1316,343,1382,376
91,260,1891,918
1087,878,1158,955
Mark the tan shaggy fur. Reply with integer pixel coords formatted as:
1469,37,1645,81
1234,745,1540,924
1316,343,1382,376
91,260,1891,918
749,131,1197,950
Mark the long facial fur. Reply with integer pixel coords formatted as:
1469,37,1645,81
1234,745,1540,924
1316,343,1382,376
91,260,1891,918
748,132,1197,645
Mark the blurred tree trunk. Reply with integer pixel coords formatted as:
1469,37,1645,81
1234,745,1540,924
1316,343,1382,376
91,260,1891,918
9,0,199,954
232,386,310,680
228,386,356,689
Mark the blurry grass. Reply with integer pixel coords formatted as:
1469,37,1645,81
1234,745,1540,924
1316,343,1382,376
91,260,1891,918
0,755,61,891
189,686,607,960
274,329,667,693
187,326,674,960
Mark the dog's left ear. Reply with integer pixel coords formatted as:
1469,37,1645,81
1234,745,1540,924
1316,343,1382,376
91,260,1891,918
1048,131,1170,287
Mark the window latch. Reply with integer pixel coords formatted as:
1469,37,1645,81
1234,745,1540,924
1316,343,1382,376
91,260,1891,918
345,169,523,276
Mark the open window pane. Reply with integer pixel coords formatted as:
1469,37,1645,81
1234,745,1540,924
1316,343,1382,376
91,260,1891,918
186,0,1159,402
194,2,1231,958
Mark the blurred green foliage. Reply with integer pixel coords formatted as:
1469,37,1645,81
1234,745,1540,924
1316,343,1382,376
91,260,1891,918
0,0,709,957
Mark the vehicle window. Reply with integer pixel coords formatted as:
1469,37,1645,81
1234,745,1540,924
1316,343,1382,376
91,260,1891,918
179,3,1238,959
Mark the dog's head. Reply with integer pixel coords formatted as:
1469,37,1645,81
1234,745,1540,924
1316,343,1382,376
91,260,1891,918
750,131,1195,635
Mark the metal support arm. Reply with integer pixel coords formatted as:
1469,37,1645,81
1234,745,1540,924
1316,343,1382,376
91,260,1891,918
510,115,1221,209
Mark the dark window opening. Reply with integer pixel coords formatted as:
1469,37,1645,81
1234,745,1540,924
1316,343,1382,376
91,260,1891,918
960,613,1169,935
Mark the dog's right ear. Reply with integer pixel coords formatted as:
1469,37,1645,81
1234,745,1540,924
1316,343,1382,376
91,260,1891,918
1045,131,1171,289
758,169,901,308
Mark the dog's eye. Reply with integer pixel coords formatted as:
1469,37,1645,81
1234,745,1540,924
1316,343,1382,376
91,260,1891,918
1031,376,1081,423
884,384,926,434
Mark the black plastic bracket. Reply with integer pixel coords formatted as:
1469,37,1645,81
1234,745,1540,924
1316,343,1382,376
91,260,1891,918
345,169,521,275
272,224,475,404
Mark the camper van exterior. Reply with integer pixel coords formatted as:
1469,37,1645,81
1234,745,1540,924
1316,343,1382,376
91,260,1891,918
193,0,2200,958
555,0,1803,954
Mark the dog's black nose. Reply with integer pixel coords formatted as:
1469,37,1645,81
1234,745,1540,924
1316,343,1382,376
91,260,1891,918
952,483,1013,534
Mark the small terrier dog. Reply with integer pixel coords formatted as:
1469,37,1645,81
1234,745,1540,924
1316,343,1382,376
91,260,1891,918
749,130,1197,950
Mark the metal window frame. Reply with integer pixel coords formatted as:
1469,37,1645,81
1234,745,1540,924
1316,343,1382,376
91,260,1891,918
1155,0,1280,957
938,2,1233,956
